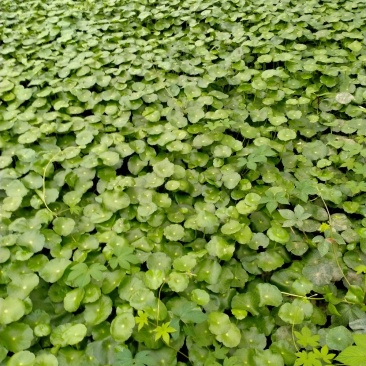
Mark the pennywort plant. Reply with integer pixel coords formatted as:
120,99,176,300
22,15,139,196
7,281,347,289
1,0,366,365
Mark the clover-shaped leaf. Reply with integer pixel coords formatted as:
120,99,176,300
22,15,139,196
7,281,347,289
279,205,311,228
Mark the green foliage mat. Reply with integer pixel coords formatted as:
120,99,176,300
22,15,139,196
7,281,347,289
1,0,366,365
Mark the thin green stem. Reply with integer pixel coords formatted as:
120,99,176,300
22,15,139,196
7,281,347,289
291,322,299,352
156,281,166,327
281,292,325,301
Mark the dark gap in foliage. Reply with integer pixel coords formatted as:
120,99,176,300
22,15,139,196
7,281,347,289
177,340,190,363
116,157,130,176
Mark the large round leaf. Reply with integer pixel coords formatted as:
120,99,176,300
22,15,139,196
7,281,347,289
39,258,71,283
0,297,25,325
208,312,231,335
51,323,87,347
110,313,135,342
7,351,35,366
256,283,283,307
326,326,353,351
0,323,33,352
84,295,113,326
53,217,75,236
267,226,290,244
278,303,304,325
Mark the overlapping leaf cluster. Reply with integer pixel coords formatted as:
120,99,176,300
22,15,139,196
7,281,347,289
1,0,366,365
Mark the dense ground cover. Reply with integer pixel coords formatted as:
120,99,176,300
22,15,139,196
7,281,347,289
1,0,366,365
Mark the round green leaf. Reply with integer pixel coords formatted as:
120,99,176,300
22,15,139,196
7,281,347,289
64,324,87,346
248,233,269,250
0,247,10,263
254,350,284,366
257,283,283,307
34,354,58,366
16,230,45,253
207,236,235,260
64,288,85,313
0,323,33,352
173,255,197,272
84,295,113,326
39,258,71,283
286,110,302,120
51,323,87,347
7,273,39,299
257,250,285,271
216,323,241,348
326,326,353,351
2,197,21,212
302,141,328,161
269,115,287,126
34,324,51,338
245,193,262,206
167,272,189,292
129,288,155,309
221,220,242,235
14,85,33,101
101,190,130,212
7,351,35,366
83,283,102,303
231,291,260,316
258,55,273,63
267,226,290,244
164,224,185,241
53,217,75,236
278,129,296,141
0,297,25,325
302,263,333,286
222,172,241,189
144,269,165,290
83,203,113,223
110,313,135,342
100,151,120,166
76,130,94,146
234,225,253,244
191,289,210,306
208,312,232,335
153,158,175,178
5,180,28,197
252,77,267,90
143,106,161,122
184,84,201,98
278,303,304,324
335,92,354,104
